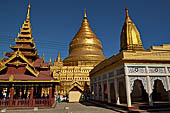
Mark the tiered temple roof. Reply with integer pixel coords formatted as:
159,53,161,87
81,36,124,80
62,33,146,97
6,4,38,58
0,4,57,83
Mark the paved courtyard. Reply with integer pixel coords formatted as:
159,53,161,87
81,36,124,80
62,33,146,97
2,102,170,113
5,102,118,113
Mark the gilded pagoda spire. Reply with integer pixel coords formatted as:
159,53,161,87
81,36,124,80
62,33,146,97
6,2,38,58
120,8,144,51
125,8,131,21
26,3,31,21
63,9,106,65
84,8,87,19
49,58,52,65
56,51,62,62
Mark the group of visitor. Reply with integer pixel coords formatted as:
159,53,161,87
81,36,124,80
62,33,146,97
55,94,69,103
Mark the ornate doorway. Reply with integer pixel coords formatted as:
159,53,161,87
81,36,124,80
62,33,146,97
152,79,168,101
131,80,148,102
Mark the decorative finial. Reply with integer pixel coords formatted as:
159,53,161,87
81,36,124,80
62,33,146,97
57,51,61,62
26,3,31,21
58,51,60,58
84,8,87,19
49,57,52,63
125,8,129,18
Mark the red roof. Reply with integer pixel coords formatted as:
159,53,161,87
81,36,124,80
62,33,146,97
33,58,43,67
0,71,54,81
41,63,49,67
0,54,53,82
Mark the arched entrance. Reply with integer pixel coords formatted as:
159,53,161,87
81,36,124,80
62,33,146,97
131,80,148,102
152,79,168,102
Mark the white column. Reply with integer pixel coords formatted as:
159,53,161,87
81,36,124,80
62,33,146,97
125,75,131,107
146,66,153,106
114,78,120,105
165,67,170,103
101,82,104,101
166,76,170,103
107,78,111,103
146,75,153,106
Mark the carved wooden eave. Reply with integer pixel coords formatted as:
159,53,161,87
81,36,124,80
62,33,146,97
17,33,32,38
8,60,27,66
25,64,39,77
5,50,38,57
0,80,60,83
15,38,35,45
0,50,39,77
14,51,34,67
0,65,7,72
10,45,35,50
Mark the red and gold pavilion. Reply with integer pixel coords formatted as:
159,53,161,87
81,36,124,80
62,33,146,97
0,3,59,107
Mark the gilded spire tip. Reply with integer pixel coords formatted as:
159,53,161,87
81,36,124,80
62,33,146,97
28,3,31,9
84,8,87,19
57,51,61,62
58,51,60,57
26,3,31,21
125,8,129,18
49,57,52,63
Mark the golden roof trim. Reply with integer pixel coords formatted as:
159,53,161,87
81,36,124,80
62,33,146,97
69,81,84,91
26,64,39,77
1,50,33,68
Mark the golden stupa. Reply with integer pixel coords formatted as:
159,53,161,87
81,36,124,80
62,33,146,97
120,8,144,51
64,10,106,66
51,10,106,99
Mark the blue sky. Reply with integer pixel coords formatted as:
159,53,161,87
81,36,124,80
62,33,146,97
0,0,170,62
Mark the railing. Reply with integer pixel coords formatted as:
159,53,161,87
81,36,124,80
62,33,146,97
34,99,50,106
0,98,55,107
0,99,9,106
12,99,29,106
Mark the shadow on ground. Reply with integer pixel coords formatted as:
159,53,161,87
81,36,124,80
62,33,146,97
80,100,127,113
